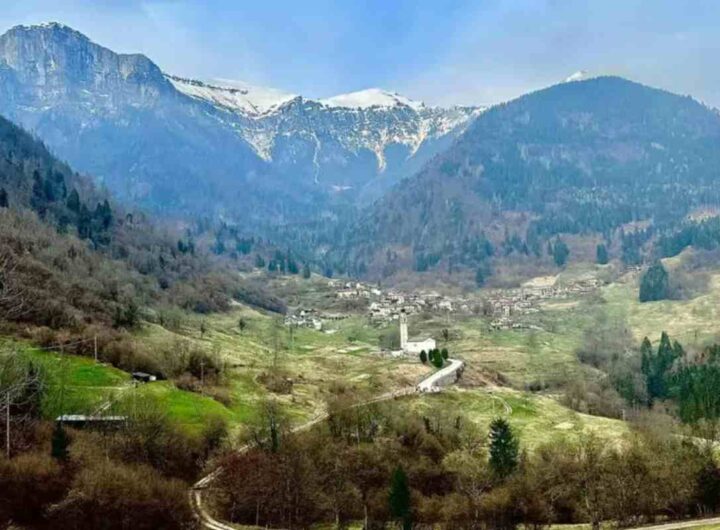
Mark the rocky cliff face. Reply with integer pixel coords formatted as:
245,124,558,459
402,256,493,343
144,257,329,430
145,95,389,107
0,23,481,223
0,23,274,219
0,23,170,108
169,77,482,202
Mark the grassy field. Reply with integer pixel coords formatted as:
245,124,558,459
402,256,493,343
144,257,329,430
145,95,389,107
407,387,629,449
136,304,432,429
17,343,130,418
420,260,720,390
16,262,715,442
602,269,720,349
4,341,237,433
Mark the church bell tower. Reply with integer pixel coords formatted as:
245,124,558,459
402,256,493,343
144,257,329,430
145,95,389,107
399,310,408,351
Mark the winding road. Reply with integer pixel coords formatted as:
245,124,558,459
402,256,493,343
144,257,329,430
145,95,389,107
190,358,465,530
625,517,720,530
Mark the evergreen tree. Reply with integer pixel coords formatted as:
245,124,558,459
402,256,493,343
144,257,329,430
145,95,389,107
642,332,682,402
30,170,46,213
287,257,299,275
254,254,266,268
323,264,334,278
43,178,56,202
213,237,226,255
77,204,92,239
489,417,518,479
302,263,311,279
552,237,570,267
640,336,652,375
51,422,69,461
596,243,609,265
52,171,67,199
431,349,444,368
388,466,412,530
94,199,113,230
419,350,427,364
475,266,486,287
0,187,7,208
639,262,669,302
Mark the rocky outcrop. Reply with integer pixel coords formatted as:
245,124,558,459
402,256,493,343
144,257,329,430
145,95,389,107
0,23,270,219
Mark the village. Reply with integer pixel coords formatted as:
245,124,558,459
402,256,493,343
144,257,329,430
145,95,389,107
284,275,605,332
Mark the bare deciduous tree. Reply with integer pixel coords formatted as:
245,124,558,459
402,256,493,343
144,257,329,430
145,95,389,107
0,251,26,321
0,348,45,458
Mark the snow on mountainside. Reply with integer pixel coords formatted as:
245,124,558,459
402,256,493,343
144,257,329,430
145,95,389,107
167,75,297,115
320,88,424,110
168,73,483,178
565,70,590,82
0,21,485,219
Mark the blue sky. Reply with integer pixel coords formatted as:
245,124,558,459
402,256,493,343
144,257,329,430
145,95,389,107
3,0,720,107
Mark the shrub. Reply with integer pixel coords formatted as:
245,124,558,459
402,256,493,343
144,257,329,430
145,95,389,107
50,460,193,530
0,451,69,524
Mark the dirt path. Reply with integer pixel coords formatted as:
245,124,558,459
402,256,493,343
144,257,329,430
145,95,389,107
190,359,464,529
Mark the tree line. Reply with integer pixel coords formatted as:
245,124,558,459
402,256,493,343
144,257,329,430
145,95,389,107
212,396,719,529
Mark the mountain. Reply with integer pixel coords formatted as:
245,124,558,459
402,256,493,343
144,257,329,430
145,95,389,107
348,76,720,274
168,78,480,203
0,23,287,219
0,23,480,223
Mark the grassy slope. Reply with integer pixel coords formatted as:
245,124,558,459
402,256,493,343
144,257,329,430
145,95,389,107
438,261,720,389
19,263,716,443
8,341,233,433
20,344,130,418
603,270,720,348
410,387,628,448
137,304,430,427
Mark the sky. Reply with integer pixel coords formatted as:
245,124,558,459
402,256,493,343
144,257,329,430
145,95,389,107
2,0,720,107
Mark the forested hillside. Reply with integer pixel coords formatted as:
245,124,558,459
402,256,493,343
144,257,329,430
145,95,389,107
337,77,720,279
0,112,284,363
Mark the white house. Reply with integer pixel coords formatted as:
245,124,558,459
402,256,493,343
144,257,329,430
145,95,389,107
404,337,436,354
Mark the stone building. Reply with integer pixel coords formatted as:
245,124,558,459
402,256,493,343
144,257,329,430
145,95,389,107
399,310,436,354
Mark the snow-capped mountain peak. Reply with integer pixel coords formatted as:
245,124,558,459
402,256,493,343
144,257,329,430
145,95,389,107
565,70,589,83
167,75,297,115
320,88,424,111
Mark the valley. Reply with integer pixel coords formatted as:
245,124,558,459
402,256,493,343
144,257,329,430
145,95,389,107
3,11,720,530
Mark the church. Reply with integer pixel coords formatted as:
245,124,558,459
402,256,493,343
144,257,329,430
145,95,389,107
399,310,436,354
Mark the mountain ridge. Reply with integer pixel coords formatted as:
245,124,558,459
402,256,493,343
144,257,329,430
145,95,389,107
0,22,481,219
337,75,720,278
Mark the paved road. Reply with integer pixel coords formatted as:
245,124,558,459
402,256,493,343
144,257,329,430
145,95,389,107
190,359,464,529
626,517,720,530
416,358,465,392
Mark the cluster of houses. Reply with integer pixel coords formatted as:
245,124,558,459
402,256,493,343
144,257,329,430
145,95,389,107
283,307,348,331
289,276,603,334
331,276,604,331
484,278,603,329
329,280,458,323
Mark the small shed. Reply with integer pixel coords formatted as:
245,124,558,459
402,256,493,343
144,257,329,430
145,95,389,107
56,415,127,430
132,372,157,383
